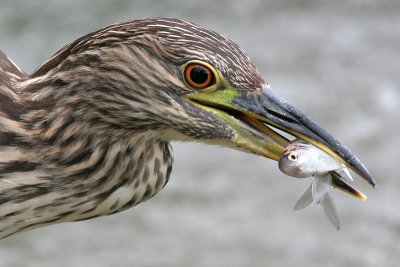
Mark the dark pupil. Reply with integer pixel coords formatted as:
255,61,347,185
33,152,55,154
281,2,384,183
190,66,208,84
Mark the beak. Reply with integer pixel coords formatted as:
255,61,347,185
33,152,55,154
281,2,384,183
186,87,376,187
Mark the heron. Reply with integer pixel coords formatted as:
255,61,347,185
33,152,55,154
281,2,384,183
0,18,375,239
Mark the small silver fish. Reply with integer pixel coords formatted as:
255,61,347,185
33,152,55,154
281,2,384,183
278,140,366,230
279,139,350,178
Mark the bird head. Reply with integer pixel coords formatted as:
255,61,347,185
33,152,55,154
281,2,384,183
31,18,375,187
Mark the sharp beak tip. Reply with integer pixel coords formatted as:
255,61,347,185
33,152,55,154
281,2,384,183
253,89,378,189
358,167,376,188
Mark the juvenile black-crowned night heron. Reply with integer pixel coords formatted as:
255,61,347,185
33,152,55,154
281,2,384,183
0,18,375,238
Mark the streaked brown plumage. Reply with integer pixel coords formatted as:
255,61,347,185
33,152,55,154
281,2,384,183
0,18,375,238
0,18,264,238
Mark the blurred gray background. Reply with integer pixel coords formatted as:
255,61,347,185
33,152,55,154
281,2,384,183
0,0,399,266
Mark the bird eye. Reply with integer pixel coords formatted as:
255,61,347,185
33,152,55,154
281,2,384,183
184,63,214,89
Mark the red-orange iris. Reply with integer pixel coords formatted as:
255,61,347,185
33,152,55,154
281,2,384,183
184,63,214,89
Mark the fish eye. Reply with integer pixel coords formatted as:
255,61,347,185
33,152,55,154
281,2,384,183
288,152,298,161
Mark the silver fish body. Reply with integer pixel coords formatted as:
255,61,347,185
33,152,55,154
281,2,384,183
278,139,344,178
278,139,355,230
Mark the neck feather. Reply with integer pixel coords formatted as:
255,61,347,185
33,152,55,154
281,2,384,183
0,124,172,238
0,75,173,239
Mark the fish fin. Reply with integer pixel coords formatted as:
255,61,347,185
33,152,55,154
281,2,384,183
320,191,341,230
342,167,353,181
336,165,353,181
312,173,332,204
294,184,313,210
